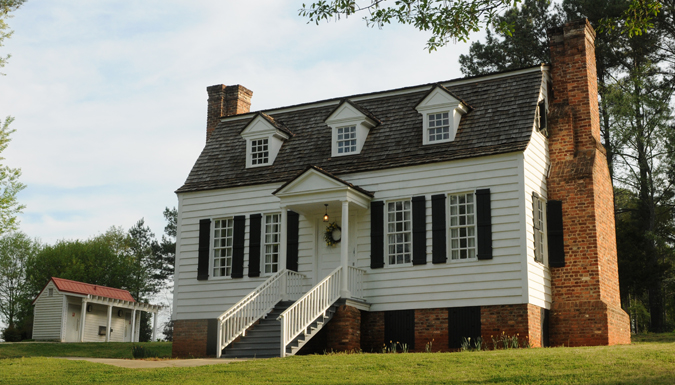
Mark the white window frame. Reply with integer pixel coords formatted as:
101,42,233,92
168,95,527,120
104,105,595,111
262,213,281,275
385,199,412,266
249,138,269,167
336,125,357,154
448,191,477,261
48,288,53,297
533,193,547,265
427,112,452,143
211,218,234,278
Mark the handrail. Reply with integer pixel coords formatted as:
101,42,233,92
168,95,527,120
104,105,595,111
348,266,366,300
216,269,306,357
278,266,342,357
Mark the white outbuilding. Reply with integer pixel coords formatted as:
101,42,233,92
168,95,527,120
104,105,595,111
32,277,162,342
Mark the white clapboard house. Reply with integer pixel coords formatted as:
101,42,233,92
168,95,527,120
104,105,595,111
172,20,629,358
32,277,161,342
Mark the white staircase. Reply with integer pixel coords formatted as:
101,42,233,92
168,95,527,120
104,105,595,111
216,266,366,358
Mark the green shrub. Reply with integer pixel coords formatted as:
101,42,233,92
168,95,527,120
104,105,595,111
131,344,158,359
2,326,22,342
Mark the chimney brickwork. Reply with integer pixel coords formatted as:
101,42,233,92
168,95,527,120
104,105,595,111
206,84,253,140
547,19,630,346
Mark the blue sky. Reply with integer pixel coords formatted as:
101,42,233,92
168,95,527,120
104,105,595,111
1,1,478,243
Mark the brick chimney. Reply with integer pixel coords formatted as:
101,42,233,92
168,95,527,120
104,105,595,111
546,19,630,346
206,84,253,140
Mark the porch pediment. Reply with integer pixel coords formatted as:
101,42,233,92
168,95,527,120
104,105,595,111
273,166,373,211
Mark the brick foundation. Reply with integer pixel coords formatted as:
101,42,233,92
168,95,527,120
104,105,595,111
481,304,543,348
546,19,630,346
325,304,361,352
414,308,449,352
172,319,210,358
361,310,384,352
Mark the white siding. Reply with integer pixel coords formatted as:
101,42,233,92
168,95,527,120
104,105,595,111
523,125,552,309
174,150,539,319
81,303,131,342
32,282,65,341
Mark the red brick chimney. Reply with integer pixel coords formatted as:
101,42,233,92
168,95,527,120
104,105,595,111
547,19,630,346
206,84,253,140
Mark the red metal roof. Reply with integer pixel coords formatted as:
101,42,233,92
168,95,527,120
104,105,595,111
49,277,136,302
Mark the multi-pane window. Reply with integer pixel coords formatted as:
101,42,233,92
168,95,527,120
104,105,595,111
387,200,411,265
428,112,450,142
263,214,281,274
251,138,269,165
533,195,546,263
449,193,476,260
213,219,234,277
337,126,357,154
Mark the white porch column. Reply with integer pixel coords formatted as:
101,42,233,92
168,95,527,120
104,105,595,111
130,309,136,343
152,311,158,341
79,299,87,342
341,200,351,298
280,207,288,300
105,304,112,342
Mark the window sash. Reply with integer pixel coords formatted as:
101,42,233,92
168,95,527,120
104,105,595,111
449,193,476,260
533,195,546,263
387,200,412,265
213,218,234,277
428,112,450,142
263,213,280,274
337,126,357,154
251,139,269,165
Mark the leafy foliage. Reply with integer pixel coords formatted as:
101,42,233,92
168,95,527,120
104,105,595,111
0,117,25,234
0,0,26,74
0,232,38,329
299,0,662,51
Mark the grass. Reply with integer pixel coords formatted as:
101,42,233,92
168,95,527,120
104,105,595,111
0,342,172,359
0,337,674,384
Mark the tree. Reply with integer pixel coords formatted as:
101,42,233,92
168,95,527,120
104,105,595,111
0,117,25,235
154,207,176,283
0,0,26,74
0,232,37,328
299,0,662,51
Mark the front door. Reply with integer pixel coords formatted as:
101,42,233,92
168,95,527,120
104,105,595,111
65,303,81,342
315,211,358,283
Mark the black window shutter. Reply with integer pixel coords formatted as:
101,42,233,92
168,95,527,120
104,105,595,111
448,306,481,349
248,214,262,277
431,194,447,264
547,200,565,267
370,201,385,269
286,211,299,272
231,215,245,278
476,189,492,260
412,196,427,265
384,310,415,348
197,219,211,281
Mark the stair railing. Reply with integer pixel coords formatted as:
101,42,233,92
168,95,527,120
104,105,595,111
278,266,342,357
216,269,307,358
348,266,366,300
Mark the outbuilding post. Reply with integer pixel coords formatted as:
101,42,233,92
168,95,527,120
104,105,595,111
152,311,158,341
106,304,112,342
79,299,88,342
131,309,136,343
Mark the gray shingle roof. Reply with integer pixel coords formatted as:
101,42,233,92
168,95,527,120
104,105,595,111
176,68,543,194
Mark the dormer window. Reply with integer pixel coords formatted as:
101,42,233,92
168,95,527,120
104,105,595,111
240,113,292,168
428,112,450,142
337,126,357,154
251,138,269,165
416,85,470,145
325,100,379,157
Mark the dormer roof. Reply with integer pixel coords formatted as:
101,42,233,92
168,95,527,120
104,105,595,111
177,65,547,193
415,84,473,112
240,112,293,139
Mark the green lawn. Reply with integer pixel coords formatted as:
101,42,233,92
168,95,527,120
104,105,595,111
0,342,171,359
1,337,675,384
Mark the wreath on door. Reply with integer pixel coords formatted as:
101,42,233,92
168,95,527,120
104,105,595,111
324,222,342,247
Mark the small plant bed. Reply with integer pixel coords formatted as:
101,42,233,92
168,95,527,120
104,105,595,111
0,342,172,359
